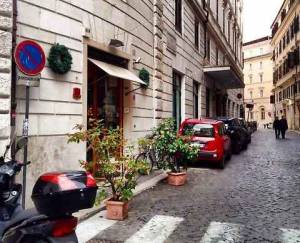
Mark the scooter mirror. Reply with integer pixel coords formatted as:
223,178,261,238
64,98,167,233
16,137,27,153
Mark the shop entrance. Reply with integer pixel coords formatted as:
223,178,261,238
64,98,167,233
87,64,123,129
87,47,127,130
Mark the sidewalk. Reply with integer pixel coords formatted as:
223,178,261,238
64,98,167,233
75,170,168,222
290,130,300,135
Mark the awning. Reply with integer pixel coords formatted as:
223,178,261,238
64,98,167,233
88,58,146,85
203,66,245,89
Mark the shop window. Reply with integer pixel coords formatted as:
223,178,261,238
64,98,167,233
173,71,182,128
175,0,182,33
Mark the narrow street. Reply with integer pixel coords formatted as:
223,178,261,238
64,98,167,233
77,130,300,243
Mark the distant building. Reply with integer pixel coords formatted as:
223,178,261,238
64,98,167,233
271,0,300,130
243,36,274,127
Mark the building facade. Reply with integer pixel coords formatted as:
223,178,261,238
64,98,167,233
271,0,300,130
243,36,274,127
1,0,244,205
0,0,12,155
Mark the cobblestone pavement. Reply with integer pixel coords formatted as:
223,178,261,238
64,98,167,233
82,130,300,243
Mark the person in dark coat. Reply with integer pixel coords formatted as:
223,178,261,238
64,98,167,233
273,116,280,139
279,116,288,139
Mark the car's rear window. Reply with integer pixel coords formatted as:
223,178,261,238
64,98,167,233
183,124,215,137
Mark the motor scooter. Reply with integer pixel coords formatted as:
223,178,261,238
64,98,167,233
0,135,98,243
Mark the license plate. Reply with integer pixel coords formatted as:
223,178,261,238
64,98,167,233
191,143,205,148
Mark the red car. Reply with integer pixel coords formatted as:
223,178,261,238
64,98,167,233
179,118,232,169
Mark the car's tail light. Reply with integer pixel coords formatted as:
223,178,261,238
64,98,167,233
52,217,78,237
86,172,97,187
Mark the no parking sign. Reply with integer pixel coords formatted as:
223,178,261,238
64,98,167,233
13,40,46,208
14,40,46,86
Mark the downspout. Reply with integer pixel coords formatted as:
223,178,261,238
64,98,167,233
202,0,209,60
11,0,17,159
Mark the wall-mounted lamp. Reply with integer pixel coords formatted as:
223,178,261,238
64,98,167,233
109,39,124,47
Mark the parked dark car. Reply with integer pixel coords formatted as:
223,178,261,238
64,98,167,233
216,117,249,154
238,118,252,144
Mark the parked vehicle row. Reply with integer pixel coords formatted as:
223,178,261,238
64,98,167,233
179,117,252,169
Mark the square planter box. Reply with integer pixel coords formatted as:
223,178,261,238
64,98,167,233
167,172,187,186
106,200,129,220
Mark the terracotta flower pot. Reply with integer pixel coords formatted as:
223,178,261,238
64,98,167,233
106,200,129,220
167,171,187,186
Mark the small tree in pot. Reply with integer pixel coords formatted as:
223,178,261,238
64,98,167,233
152,118,199,186
68,120,149,220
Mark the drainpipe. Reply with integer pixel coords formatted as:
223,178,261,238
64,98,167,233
11,0,17,159
202,0,209,60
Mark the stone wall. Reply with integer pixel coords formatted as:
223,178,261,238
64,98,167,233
0,0,12,154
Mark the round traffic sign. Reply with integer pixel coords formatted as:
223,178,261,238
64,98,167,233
14,40,46,76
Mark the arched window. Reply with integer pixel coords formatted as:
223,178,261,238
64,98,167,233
261,107,265,120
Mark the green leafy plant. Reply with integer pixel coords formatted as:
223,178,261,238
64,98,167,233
68,119,149,203
139,68,150,87
151,118,199,173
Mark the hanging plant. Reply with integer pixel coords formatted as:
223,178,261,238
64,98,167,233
139,68,150,87
48,44,72,74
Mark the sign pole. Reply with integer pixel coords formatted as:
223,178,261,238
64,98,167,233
14,40,46,209
22,82,30,209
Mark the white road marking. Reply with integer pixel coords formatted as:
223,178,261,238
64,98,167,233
200,221,243,243
281,228,300,243
124,215,184,243
76,211,117,243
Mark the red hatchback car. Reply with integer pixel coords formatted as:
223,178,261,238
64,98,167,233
179,118,232,168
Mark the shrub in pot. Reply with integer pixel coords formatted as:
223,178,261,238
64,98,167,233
152,118,199,186
68,120,149,220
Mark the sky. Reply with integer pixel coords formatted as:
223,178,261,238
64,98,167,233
243,0,284,42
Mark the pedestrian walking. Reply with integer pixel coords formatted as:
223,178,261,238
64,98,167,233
273,117,280,139
279,116,288,139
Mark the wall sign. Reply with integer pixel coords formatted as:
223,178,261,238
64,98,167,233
14,40,46,76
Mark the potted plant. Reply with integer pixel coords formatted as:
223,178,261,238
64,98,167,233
152,118,198,186
68,120,149,220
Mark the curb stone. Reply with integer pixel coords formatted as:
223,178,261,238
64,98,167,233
76,171,168,222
